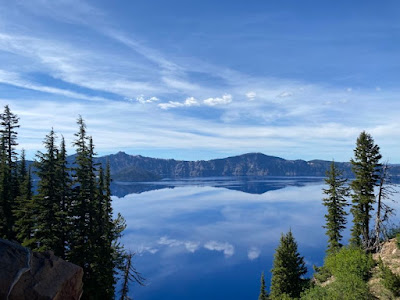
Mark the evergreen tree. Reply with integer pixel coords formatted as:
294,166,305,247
270,230,307,299
92,163,120,298
322,161,350,253
33,129,64,253
0,138,10,238
13,150,34,246
69,117,126,299
102,161,127,298
54,136,72,259
350,131,382,247
68,116,97,297
0,105,20,239
258,272,269,300
1,105,19,173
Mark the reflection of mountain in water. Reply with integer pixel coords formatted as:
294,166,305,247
111,182,172,198
111,176,324,197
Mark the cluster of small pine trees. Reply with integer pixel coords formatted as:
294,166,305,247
0,105,128,299
258,131,394,299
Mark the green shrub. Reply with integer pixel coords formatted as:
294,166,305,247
313,265,332,283
324,246,375,281
329,274,372,300
378,258,400,296
301,247,375,300
396,234,400,249
301,285,331,300
301,275,372,300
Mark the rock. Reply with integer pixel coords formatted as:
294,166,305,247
0,239,83,300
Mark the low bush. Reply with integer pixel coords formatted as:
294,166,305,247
378,258,400,296
396,233,400,249
301,247,375,299
324,246,375,281
313,265,331,283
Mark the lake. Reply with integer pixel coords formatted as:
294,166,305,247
112,177,400,299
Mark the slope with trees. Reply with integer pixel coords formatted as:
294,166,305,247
0,105,139,299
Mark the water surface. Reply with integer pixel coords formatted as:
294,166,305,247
112,176,392,299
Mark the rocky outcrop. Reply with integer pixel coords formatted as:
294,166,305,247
0,239,83,300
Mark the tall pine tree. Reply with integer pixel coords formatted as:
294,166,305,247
350,131,382,248
258,272,269,300
69,117,126,299
322,161,349,253
270,230,307,299
68,116,97,297
33,129,64,254
13,150,34,246
0,105,20,239
54,136,72,259
0,138,10,238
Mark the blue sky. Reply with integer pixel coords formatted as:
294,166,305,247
1,0,400,162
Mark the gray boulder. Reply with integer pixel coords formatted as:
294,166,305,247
0,239,83,300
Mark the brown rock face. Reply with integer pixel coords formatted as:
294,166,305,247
0,239,83,300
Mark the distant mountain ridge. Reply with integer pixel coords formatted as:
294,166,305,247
94,152,360,182
27,151,400,182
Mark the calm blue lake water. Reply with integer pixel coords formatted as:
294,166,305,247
111,177,400,299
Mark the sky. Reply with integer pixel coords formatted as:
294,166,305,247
1,0,400,162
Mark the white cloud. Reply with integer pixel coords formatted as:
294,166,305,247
137,245,159,255
158,236,182,247
204,241,235,257
158,236,200,253
184,241,200,253
346,87,352,92
184,96,199,106
158,96,199,110
247,247,261,260
158,101,184,110
2,1,400,162
246,91,256,100
135,95,160,104
203,94,232,106
0,69,106,102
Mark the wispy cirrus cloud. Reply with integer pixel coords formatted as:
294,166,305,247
1,0,400,162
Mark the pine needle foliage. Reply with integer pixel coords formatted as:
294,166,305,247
322,161,349,253
258,272,269,300
350,131,382,247
270,230,307,299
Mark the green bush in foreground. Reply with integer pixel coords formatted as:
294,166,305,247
396,233,400,249
301,247,375,299
324,246,374,281
312,265,331,283
301,274,372,300
378,258,400,296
